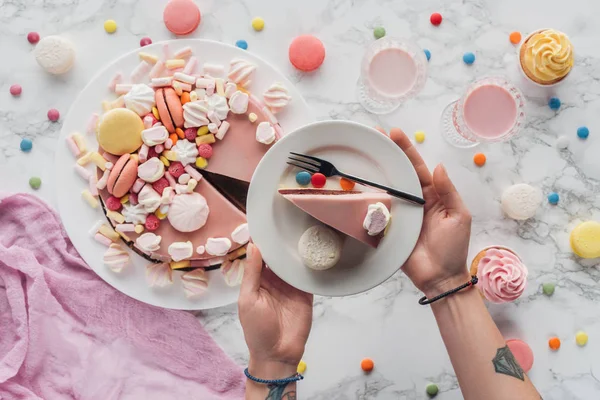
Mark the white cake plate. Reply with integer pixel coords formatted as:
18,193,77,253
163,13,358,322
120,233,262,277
55,39,313,310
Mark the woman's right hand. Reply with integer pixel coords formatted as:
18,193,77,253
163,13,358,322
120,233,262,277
379,127,472,297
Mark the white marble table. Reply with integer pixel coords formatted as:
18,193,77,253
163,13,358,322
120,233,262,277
2,0,600,398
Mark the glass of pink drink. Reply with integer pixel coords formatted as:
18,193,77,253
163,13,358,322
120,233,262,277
357,37,428,114
441,77,526,148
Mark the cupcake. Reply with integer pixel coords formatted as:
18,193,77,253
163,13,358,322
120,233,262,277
470,246,528,303
519,29,574,86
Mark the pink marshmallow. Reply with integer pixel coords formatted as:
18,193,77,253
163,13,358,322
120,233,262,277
165,172,177,188
155,144,164,153
102,152,119,164
86,113,99,135
88,175,99,196
184,165,202,181
115,84,133,95
66,136,81,157
96,169,110,190
138,144,149,163
164,138,173,149
149,60,165,79
115,224,135,233
74,164,91,180
108,72,122,91
132,178,145,193
131,61,152,83
94,233,113,247
183,56,198,75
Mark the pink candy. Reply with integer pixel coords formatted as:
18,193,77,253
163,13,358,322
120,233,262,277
164,138,173,149
87,113,99,134
130,61,152,83
10,84,22,96
129,193,138,205
184,128,197,141
88,175,99,196
27,32,40,44
149,61,165,79
132,178,145,194
94,233,113,247
108,72,122,91
116,223,136,232
155,144,164,153
138,144,149,163
140,37,152,47
66,136,81,157
48,108,60,122
74,164,92,180
165,171,177,188
183,56,198,75
197,144,213,159
184,165,202,181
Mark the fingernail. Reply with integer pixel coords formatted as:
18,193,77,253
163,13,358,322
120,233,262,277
247,243,254,259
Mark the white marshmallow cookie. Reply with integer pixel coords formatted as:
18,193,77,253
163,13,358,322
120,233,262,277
363,202,391,236
298,225,342,271
501,184,542,220
35,35,76,75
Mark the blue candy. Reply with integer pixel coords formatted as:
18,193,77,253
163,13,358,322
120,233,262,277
462,52,475,65
548,97,561,110
577,126,589,139
424,49,431,61
235,40,248,50
295,171,312,186
548,192,559,205
20,138,33,152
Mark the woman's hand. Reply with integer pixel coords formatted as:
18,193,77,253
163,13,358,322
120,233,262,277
238,243,313,379
378,127,472,297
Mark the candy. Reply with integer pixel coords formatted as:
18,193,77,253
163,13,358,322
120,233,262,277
549,337,561,350
90,152,108,171
136,52,158,65
555,135,569,149
130,61,152,83
178,173,191,185
152,106,160,120
311,173,326,188
152,177,170,195
149,61,165,79
131,178,145,194
35,36,75,75
430,12,442,26
10,84,22,96
340,177,355,191
104,19,117,34
548,97,561,110
82,189,99,208
296,360,306,374
295,171,311,186
197,144,213,159
170,260,191,270
121,194,130,204
174,46,193,60
166,59,185,69
509,31,522,44
140,37,152,47
182,128,195,141
20,138,33,152
115,84,133,94
99,224,120,242
426,383,439,397
473,153,486,167
197,126,210,136
463,52,475,65
262,106,278,125
94,233,113,247
424,49,431,61
88,174,99,196
195,157,208,169
577,126,590,139
542,282,555,296
77,152,93,166
168,241,193,262
184,165,202,181
107,211,125,224
548,192,559,205
196,134,216,145
289,35,325,72
570,221,600,258
29,176,41,190
203,63,225,77
183,56,197,74
168,162,185,179
216,121,230,140
360,358,374,372
134,224,144,234
248,113,258,123
74,164,91,180
164,138,173,149
27,32,40,44
576,331,588,347
105,196,122,211
373,26,386,39
252,17,265,31
256,122,276,145
208,123,218,133
207,110,222,126
47,108,60,121
145,214,160,231
169,133,178,145
235,40,248,50
159,155,170,167
138,157,165,183
163,0,201,36
414,131,426,143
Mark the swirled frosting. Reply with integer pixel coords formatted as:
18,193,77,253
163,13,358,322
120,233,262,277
477,248,528,303
522,29,574,83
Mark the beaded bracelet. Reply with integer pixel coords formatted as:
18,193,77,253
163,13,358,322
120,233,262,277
418,275,479,305
244,368,304,386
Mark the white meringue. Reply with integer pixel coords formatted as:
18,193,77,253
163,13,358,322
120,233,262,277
205,237,232,256
231,223,250,244
146,262,173,287
122,203,148,224
167,193,210,233
221,259,244,286
228,59,256,88
168,241,193,262
229,91,249,114
363,202,391,236
124,84,155,116
161,186,175,204
138,185,161,213
256,122,276,145
172,139,199,166
137,157,165,183
183,100,209,128
206,94,230,120
181,269,209,299
103,243,130,273
263,83,291,114
136,233,162,253
141,126,168,146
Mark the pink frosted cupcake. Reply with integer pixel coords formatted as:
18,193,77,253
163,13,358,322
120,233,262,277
469,246,528,303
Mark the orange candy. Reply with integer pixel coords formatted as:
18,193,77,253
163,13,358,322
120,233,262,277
175,127,185,139
340,177,355,191
169,133,178,145
549,337,561,350
473,153,486,167
180,92,191,105
509,31,522,44
360,358,374,372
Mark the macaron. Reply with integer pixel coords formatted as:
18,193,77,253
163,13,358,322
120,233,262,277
107,154,139,198
155,87,184,133
34,35,76,75
506,339,534,373
501,184,542,220
298,225,342,270
163,0,201,36
570,221,600,259
97,108,144,155
289,35,325,72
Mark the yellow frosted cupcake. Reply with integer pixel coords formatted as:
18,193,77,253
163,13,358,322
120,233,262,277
519,29,574,85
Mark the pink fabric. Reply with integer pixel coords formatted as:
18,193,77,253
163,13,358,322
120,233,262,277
0,193,245,400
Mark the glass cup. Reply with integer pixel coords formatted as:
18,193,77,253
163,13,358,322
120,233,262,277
440,77,526,148
357,37,428,114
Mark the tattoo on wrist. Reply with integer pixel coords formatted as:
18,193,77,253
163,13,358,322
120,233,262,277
265,384,296,400
492,345,524,381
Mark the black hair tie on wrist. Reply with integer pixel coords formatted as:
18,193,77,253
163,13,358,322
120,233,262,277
418,276,478,305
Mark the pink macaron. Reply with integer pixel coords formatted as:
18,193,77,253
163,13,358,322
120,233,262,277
155,88,184,133
289,35,325,72
107,154,139,198
163,0,201,36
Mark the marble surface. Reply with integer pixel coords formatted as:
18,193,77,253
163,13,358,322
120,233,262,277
2,0,600,398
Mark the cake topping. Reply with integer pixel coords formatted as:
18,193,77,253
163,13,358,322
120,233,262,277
181,268,209,298
168,241,194,262
141,126,169,146
183,100,209,128
263,83,291,114
206,94,230,120
172,139,199,166
229,91,249,114
228,59,256,88
137,157,165,183
196,245,205,255
231,223,250,244
522,29,574,83
124,84,155,116
103,243,130,273
221,259,244,286
167,192,209,232
224,82,237,98
205,237,232,256
256,121,276,144
363,202,391,236
297,225,342,270
146,262,173,287
136,232,162,252
477,248,528,303
122,203,149,224
138,185,161,213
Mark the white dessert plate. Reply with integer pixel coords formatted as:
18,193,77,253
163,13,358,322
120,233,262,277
247,121,424,296
55,39,313,310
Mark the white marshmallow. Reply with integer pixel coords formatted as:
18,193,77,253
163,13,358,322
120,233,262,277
205,237,232,256
138,185,161,213
224,82,237,98
231,223,250,244
256,122,276,145
151,77,173,87
298,225,342,270
174,72,196,85
141,126,168,146
136,233,162,253
196,245,205,255
362,202,391,236
168,241,193,262
229,91,249,114
137,157,165,183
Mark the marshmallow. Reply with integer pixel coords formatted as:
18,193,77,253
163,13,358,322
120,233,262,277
173,46,192,59
256,122,276,145
141,126,169,146
108,72,122,91
196,245,205,255
130,61,152,83
88,174,98,196
221,259,244,286
215,78,225,96
168,193,209,233
203,63,225,77
66,136,81,157
168,241,193,262
115,84,133,95
298,225,342,270
183,100,209,128
136,233,162,253
263,82,291,114
228,59,256,88
138,144,149,163
146,262,173,288
183,56,197,75
172,139,199,166
107,211,125,224
248,113,258,123
138,52,159,64
137,157,165,183
216,121,230,140
103,244,130,273
124,84,155,116
162,43,170,60
86,113,99,135
207,110,221,126
208,123,218,133
178,173,191,184
132,178,145,193
166,59,185,69
184,165,202,181
74,164,91,180
82,190,98,208
174,72,196,85
229,90,249,114
231,223,250,244
99,224,119,242
115,223,136,233
181,269,209,299
205,237,232,256
165,171,177,188
224,82,237,98
94,233,113,247
151,77,173,87
363,202,391,236
138,185,161,213
149,60,165,79
96,169,110,190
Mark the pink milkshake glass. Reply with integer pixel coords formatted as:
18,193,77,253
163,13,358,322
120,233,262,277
357,37,428,114
441,77,526,148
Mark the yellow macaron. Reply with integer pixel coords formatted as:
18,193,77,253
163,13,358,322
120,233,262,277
570,221,600,259
97,108,144,155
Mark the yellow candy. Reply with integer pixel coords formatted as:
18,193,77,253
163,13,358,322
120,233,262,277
89,152,108,171
165,59,185,69
576,331,588,347
190,91,198,102
160,156,170,167
138,52,158,64
106,210,125,224
414,131,426,143
99,224,120,242
96,108,144,156
248,113,258,123
82,190,98,209
118,231,131,242
120,194,130,204
130,154,139,163
170,260,191,270
216,78,225,96
195,157,208,169
196,134,216,145
252,17,265,31
77,152,93,166
197,126,210,136
163,150,178,161
134,225,144,234
104,20,117,34
570,221,600,259
152,107,160,121
71,133,87,153
155,209,168,220
297,360,306,374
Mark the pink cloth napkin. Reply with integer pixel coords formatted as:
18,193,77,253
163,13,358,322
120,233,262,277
0,193,245,400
